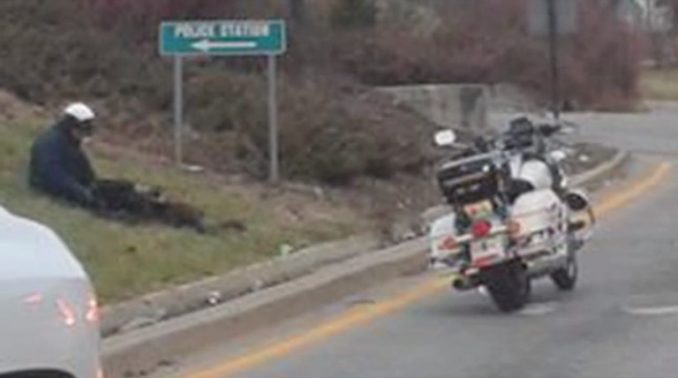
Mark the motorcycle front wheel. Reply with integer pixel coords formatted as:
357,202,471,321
550,248,578,291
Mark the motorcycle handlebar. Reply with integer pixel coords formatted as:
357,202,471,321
537,124,562,137
457,119,570,156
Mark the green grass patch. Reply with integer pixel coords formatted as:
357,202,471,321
640,68,678,101
0,115,365,304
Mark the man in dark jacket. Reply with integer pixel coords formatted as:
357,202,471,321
29,103,207,232
29,103,98,207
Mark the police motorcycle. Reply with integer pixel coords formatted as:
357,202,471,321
429,117,594,312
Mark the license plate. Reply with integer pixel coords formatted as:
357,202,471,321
471,235,506,262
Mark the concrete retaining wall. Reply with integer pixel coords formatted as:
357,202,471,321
378,84,537,132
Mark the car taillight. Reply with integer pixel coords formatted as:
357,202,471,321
24,293,43,305
471,220,492,238
86,296,99,323
56,298,77,327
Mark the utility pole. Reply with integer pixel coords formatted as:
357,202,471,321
547,0,561,120
528,0,577,119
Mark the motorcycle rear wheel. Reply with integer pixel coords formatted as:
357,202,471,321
483,262,531,312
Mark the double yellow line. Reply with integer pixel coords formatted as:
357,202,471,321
186,162,672,378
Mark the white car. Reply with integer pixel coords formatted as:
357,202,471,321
0,207,101,378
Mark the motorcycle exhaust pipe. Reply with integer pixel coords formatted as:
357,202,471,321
452,275,476,291
452,276,467,290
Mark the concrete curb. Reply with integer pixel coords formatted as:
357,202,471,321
103,239,428,377
570,150,630,188
101,234,381,337
102,149,631,378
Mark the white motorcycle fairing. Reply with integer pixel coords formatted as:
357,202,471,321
516,159,553,191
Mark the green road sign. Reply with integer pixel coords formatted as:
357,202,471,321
160,20,286,56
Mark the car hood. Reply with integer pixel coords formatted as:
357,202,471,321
0,207,88,280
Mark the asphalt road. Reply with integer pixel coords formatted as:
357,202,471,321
164,108,678,378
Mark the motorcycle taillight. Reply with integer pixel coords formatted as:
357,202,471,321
507,219,522,237
471,220,492,238
438,236,458,251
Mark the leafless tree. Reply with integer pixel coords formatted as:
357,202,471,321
288,0,310,27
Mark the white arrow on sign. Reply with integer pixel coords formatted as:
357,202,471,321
192,39,258,52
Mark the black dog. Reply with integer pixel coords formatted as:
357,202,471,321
92,179,206,233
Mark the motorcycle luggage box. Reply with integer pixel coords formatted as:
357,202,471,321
437,153,498,205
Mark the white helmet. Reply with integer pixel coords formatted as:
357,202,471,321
64,103,96,122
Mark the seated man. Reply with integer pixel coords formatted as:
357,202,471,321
29,103,205,232
29,103,98,207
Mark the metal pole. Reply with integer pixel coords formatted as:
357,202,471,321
174,55,184,165
547,0,561,120
268,55,280,183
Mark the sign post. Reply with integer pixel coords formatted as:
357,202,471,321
267,55,279,183
173,55,184,164
160,20,287,182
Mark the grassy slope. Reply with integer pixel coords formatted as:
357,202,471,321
640,68,678,101
0,106,365,304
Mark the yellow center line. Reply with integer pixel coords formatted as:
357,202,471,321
187,278,449,378
186,161,672,378
594,162,672,218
